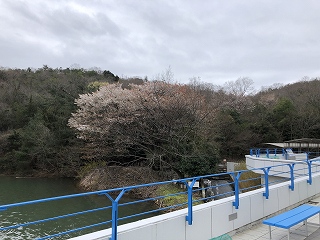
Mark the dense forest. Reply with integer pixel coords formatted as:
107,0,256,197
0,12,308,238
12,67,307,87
0,66,320,179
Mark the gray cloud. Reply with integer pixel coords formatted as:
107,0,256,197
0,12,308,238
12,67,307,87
1,0,320,90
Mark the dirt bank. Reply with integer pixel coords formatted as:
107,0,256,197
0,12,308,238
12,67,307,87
79,166,174,199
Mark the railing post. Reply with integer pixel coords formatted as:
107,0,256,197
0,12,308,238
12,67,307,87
185,178,197,225
105,189,126,240
288,164,295,191
262,167,271,199
232,172,242,209
307,160,312,185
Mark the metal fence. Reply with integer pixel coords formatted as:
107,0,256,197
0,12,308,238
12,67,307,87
1,155,320,240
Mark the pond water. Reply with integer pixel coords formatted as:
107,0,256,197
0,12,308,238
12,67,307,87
0,176,157,239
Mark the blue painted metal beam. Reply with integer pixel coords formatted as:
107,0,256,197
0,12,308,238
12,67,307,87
0,153,319,239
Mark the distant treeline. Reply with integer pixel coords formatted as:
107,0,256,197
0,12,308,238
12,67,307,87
0,66,319,177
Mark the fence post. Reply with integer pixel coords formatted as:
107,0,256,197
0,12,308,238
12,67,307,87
105,189,126,240
288,164,295,191
307,160,312,185
185,178,197,225
262,167,271,199
232,172,242,209
254,148,258,157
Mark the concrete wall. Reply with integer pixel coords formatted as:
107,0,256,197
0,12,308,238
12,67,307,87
246,155,320,179
69,172,320,240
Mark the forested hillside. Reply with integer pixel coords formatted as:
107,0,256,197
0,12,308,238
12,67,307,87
0,66,119,176
0,67,319,178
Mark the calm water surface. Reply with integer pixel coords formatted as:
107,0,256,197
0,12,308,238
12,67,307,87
0,176,156,239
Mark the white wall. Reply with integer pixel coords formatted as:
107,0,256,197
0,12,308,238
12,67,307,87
245,155,315,178
69,172,320,240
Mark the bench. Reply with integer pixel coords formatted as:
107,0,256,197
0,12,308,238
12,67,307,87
263,204,320,240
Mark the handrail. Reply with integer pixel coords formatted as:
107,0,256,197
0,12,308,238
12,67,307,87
248,148,312,159
1,159,320,240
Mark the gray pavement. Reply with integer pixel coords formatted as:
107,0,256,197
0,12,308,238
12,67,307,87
230,196,320,240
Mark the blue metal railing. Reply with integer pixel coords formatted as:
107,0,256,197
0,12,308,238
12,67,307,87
1,158,320,240
249,148,320,161
250,148,287,158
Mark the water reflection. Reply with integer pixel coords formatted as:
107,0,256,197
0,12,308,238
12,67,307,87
0,177,157,239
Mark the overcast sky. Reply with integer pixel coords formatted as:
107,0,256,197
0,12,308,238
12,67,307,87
1,0,320,90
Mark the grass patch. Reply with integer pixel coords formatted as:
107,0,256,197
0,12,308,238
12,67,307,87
155,183,202,211
156,184,188,210
235,161,261,192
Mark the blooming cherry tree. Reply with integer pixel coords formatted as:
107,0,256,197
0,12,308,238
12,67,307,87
69,81,219,177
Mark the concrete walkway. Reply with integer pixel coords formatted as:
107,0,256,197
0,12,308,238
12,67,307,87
231,197,320,240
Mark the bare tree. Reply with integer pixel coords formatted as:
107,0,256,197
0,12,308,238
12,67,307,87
223,77,255,111
224,77,255,97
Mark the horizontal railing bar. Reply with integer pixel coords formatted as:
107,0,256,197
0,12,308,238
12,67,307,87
0,205,112,231
119,202,189,222
0,173,232,211
119,191,187,208
118,206,166,220
37,220,113,240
